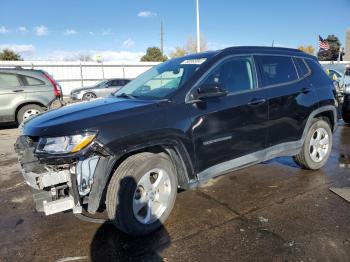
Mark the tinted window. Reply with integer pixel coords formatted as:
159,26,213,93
294,58,310,77
24,76,45,86
202,57,255,93
0,73,21,88
108,80,118,86
257,55,298,86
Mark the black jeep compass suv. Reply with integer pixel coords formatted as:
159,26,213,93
15,47,337,235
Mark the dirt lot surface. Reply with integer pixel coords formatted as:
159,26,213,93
0,123,350,262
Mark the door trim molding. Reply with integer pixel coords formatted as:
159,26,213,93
194,105,337,184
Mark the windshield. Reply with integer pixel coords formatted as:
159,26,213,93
114,54,214,99
95,80,108,88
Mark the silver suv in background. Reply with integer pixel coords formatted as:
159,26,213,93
70,78,131,101
0,68,62,124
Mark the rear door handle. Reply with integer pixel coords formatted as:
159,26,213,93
12,89,24,93
248,98,266,106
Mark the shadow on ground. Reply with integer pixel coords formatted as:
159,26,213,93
90,223,170,262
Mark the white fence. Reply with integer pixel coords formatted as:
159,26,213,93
0,61,160,95
0,60,349,95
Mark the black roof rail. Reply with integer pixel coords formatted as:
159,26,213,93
222,46,303,53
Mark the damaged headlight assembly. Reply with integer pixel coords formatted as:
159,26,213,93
36,132,96,154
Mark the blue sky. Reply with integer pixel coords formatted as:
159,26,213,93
0,0,349,61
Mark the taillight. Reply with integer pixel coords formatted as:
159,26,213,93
42,71,61,97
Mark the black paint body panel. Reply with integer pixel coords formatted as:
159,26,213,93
22,46,337,187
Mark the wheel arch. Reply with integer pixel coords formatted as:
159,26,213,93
87,139,196,214
313,106,337,132
14,102,46,123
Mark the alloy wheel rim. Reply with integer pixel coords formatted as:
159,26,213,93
309,127,329,163
84,93,95,100
132,168,171,224
23,109,40,121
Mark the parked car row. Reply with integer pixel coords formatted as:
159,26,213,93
0,68,132,124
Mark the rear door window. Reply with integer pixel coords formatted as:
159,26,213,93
0,73,21,88
256,55,298,86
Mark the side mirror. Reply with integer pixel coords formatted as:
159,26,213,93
196,84,228,99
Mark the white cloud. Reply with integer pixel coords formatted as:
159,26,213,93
0,44,35,55
89,31,95,36
64,29,77,36
45,50,144,62
33,25,48,36
137,11,157,18
0,26,10,34
17,26,28,33
122,38,135,49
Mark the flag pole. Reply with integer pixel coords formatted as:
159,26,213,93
196,0,200,53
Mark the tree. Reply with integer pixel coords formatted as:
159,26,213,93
140,47,168,62
298,45,315,55
317,35,341,61
169,47,187,58
0,49,22,61
184,35,208,54
170,34,208,58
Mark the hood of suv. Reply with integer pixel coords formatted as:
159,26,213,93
23,97,157,137
71,86,96,93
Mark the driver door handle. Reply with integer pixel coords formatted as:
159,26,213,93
248,98,266,106
12,89,24,93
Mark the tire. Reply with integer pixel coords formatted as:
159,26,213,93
106,152,178,236
293,118,332,170
17,104,43,124
82,92,96,101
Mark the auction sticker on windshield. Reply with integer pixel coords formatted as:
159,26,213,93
181,58,207,65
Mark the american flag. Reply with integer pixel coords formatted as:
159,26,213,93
319,35,330,51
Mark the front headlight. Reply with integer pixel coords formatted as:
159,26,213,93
36,132,96,154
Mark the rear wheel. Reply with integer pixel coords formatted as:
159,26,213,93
17,104,43,124
293,118,332,170
106,152,178,236
82,92,96,101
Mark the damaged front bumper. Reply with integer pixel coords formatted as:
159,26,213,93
14,135,115,216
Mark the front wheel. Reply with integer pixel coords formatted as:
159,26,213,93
106,152,178,236
82,92,96,101
293,118,332,170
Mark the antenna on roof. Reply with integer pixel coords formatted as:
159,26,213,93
272,40,275,47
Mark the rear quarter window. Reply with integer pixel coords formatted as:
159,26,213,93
294,57,310,78
24,76,45,86
256,55,298,87
305,59,333,86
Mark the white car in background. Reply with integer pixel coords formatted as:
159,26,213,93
70,78,131,101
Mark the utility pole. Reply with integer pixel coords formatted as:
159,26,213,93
196,0,200,53
160,21,164,54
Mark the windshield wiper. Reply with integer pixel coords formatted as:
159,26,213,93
116,93,137,99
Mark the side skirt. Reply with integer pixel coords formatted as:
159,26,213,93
194,140,302,186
